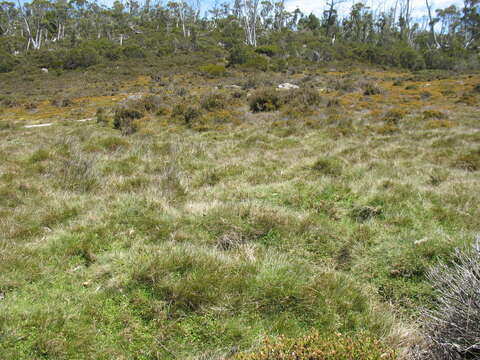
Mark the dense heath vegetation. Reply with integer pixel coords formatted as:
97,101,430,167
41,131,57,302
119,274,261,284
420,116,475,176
1,0,480,359
0,0,479,73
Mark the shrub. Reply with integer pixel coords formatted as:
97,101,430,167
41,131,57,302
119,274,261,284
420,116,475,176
0,50,17,73
0,96,21,108
254,45,281,57
249,89,281,112
122,45,146,59
84,39,122,60
425,119,455,129
420,91,432,99
329,78,356,93
422,110,446,120
31,49,65,68
95,108,109,124
137,94,163,112
453,148,480,171
63,46,98,69
327,98,340,107
284,88,321,108
51,97,73,107
235,332,396,360
171,103,201,124
383,109,407,125
362,82,383,96
198,63,226,77
397,46,425,70
113,106,144,135
227,45,252,66
418,241,480,360
228,45,269,71
201,92,228,111
244,54,269,71
350,206,382,222
376,124,399,135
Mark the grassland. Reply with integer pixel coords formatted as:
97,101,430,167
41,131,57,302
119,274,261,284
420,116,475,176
0,63,479,359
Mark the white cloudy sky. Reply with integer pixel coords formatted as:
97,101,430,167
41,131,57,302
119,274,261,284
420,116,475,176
284,0,461,19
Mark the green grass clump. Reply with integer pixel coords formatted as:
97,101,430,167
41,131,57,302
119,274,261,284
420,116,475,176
311,157,343,176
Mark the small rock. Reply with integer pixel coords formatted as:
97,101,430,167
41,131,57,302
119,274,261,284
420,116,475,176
278,83,299,90
225,85,241,90
41,68,48,74
414,238,428,245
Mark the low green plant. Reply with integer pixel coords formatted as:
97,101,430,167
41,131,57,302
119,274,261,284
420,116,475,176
383,109,407,125
362,82,383,95
95,107,109,124
422,110,447,120
201,92,228,111
453,148,480,171
235,332,396,360
249,89,281,112
198,64,227,77
172,103,201,124
311,157,343,176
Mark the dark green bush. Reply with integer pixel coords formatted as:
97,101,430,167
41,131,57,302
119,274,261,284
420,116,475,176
31,49,65,68
254,45,281,57
113,107,144,135
227,45,252,66
397,46,425,70
249,89,281,112
172,103,201,124
423,49,456,70
122,45,146,59
63,46,98,69
83,39,122,61
0,50,17,73
244,54,269,71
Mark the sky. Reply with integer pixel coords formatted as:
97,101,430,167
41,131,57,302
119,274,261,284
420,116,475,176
77,0,463,21
283,0,462,19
